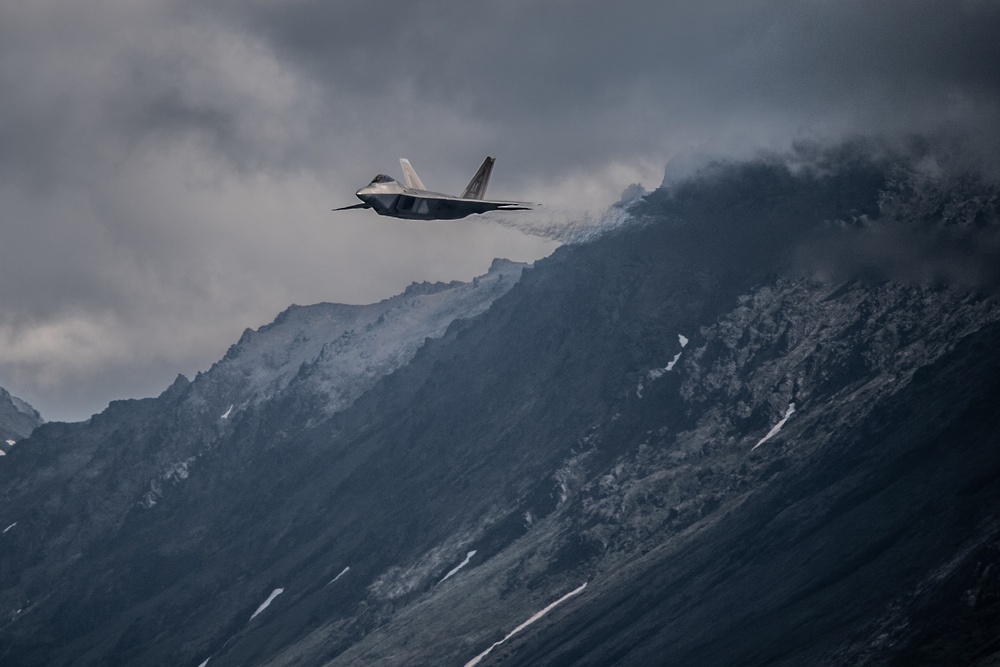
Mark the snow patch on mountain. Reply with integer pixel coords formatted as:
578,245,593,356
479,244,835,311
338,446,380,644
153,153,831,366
249,588,284,622
463,582,588,667
327,566,350,586
660,353,683,375
752,403,796,450
638,333,690,397
370,513,510,601
438,551,477,585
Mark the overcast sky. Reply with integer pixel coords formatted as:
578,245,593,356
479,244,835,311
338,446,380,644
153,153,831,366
2,0,998,421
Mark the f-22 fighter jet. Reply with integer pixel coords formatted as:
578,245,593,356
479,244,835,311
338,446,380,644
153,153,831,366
334,157,533,220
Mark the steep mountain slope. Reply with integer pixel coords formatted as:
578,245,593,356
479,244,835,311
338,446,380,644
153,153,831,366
2,143,1000,667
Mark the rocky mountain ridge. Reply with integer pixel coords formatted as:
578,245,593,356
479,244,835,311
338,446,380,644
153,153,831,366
2,144,1000,666
189,256,526,426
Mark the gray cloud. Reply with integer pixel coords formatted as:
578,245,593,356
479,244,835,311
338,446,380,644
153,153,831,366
1,0,998,420
210,0,1000,169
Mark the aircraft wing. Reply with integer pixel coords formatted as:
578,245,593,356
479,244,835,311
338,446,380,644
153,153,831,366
468,197,537,211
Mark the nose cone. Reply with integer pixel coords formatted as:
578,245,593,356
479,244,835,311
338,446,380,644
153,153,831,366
355,185,376,204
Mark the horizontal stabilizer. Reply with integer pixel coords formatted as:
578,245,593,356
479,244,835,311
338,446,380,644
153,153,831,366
462,156,495,200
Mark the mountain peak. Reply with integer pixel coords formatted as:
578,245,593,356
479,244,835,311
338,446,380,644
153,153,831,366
189,258,529,423
0,386,43,448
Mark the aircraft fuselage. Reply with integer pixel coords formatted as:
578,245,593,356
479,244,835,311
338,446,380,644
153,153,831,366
355,181,520,221
334,157,532,221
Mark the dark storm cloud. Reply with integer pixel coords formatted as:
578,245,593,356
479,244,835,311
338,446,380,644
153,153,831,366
209,0,1000,176
0,0,997,420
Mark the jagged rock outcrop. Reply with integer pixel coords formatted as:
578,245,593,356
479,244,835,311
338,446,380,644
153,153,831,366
0,388,42,455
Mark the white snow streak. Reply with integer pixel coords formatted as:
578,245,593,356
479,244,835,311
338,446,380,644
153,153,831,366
643,333,690,389
0,450,5,456
438,550,477,585
5,439,14,446
665,352,682,372
463,582,588,667
327,566,350,586
249,588,284,621
197,659,210,667
752,403,796,451
3,522,16,533
221,405,233,419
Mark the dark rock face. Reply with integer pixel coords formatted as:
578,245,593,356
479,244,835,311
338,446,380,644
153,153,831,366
2,144,1000,667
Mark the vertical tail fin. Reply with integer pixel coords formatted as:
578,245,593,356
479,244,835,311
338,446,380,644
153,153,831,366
461,156,495,200
399,159,426,190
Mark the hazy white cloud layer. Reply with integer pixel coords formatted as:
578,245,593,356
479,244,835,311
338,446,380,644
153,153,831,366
1,0,998,420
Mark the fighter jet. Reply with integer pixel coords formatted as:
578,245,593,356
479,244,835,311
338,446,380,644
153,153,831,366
334,157,533,220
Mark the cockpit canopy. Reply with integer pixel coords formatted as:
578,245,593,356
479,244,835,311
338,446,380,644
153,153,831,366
370,174,396,184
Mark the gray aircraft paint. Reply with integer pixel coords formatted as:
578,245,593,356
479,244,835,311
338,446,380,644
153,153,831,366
335,157,533,221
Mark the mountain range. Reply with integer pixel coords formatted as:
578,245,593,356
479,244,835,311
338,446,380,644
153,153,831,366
2,141,1000,666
